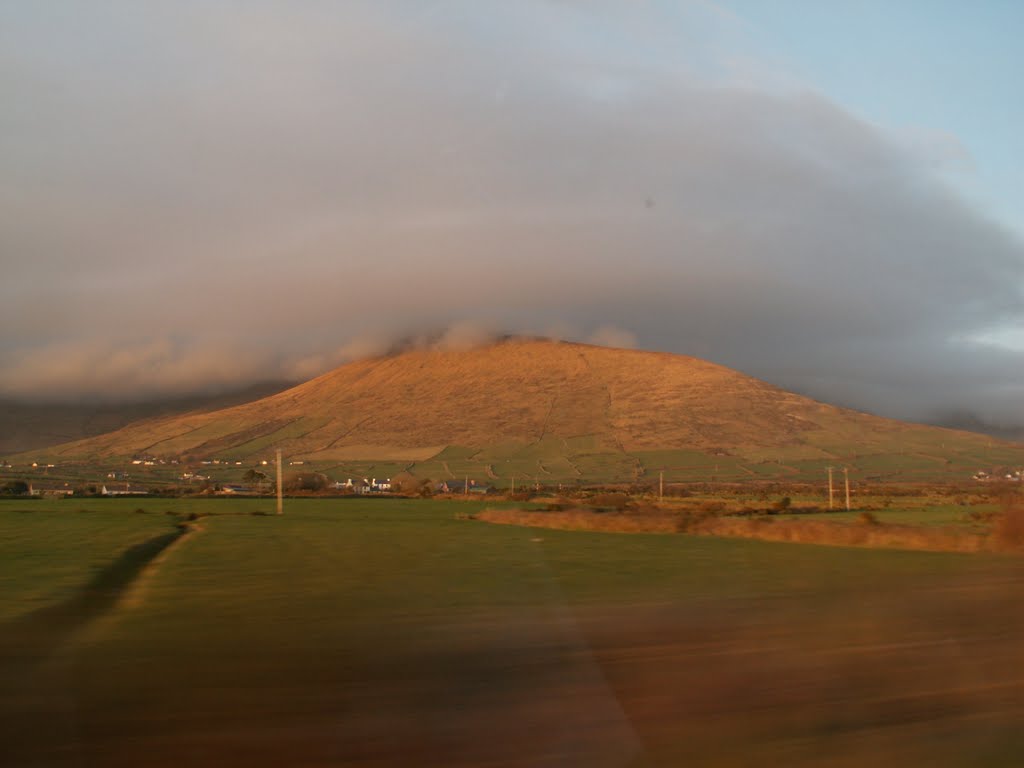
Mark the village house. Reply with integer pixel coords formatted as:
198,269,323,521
335,477,392,493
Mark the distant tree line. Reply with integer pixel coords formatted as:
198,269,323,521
1,480,29,495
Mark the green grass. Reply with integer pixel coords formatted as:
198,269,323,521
7,431,1023,490
0,500,178,622
5,496,993,625
140,419,247,456
569,452,638,483
777,504,982,527
4,498,1024,766
635,448,733,469
398,439,644,487
427,445,480,461
316,460,411,481
224,416,331,457
3,497,995,634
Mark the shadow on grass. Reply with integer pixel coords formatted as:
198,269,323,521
0,524,190,766
0,526,186,662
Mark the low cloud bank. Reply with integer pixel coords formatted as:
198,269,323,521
0,2,1021,425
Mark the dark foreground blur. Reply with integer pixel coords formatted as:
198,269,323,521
4,576,1024,766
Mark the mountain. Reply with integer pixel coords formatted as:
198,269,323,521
16,339,1024,484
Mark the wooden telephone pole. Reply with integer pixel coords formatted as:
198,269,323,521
843,467,851,511
827,467,834,510
276,448,283,515
659,471,664,503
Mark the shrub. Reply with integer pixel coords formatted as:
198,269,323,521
589,493,629,511
698,501,726,514
284,472,329,493
1,480,29,496
662,485,691,498
675,511,707,533
966,509,998,523
992,493,1024,550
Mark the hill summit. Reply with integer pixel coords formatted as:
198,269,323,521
33,339,1011,480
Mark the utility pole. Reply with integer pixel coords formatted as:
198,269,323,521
843,466,851,511
659,470,664,503
276,448,283,515
465,476,469,496
827,467,834,510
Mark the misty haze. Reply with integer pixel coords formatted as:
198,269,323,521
2,3,1024,768
1,1,1022,429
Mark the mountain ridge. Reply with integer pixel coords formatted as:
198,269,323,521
20,339,1017,471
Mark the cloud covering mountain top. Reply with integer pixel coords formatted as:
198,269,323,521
1,1,1021,424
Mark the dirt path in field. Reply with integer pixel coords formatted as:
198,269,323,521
0,521,196,766
0,523,193,661
116,521,201,612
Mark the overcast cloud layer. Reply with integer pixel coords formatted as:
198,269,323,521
1,1,1022,425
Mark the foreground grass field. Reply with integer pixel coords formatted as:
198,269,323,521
0,504,177,623
3,498,1024,766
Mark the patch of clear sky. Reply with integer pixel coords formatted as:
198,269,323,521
716,0,1024,241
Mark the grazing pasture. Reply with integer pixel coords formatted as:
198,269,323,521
0,502,176,623
2,498,1024,766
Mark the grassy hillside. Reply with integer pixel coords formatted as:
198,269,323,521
12,339,1023,484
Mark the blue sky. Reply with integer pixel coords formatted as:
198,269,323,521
722,0,1023,239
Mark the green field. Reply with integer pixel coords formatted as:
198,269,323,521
8,424,1023,493
0,503,175,623
776,504,989,527
3,498,1024,766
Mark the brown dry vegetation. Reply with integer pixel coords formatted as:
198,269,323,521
696,515,987,553
476,507,684,534
22,339,1010,465
992,491,1024,551
475,506,1019,554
